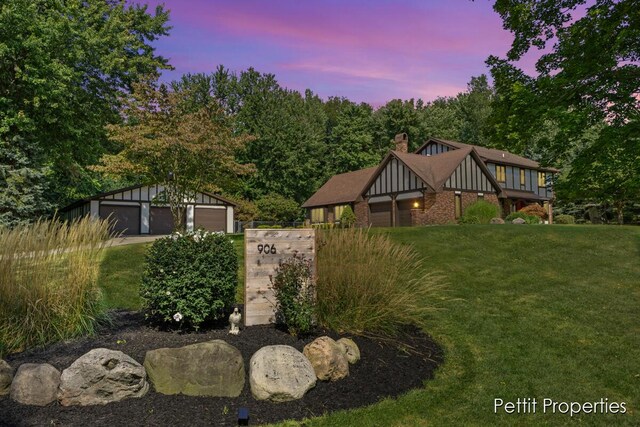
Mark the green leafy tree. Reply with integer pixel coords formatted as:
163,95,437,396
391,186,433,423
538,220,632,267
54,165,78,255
93,79,253,229
325,101,379,175
0,0,171,225
374,99,427,152
489,0,640,218
256,194,303,222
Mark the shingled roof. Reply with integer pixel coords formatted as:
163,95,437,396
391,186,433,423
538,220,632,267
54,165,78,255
302,167,378,208
417,138,546,169
392,147,473,192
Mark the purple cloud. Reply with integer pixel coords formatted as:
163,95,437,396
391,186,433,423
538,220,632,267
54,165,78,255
136,0,531,104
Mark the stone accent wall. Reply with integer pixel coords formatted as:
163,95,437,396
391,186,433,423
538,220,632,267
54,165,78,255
354,200,369,227
411,191,500,225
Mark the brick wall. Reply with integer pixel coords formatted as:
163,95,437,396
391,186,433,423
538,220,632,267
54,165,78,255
411,191,500,225
354,199,369,227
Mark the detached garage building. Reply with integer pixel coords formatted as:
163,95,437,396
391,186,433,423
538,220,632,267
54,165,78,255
61,184,235,235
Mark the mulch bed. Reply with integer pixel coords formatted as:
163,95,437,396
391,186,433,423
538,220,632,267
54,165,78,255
0,310,443,427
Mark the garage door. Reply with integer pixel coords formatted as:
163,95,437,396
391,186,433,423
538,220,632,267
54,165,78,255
150,207,181,235
369,202,391,227
194,208,226,232
99,205,140,236
397,200,414,227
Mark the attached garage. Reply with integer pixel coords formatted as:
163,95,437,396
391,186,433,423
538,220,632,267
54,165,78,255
396,200,414,227
369,202,392,227
194,207,226,232
99,204,140,235
61,184,236,235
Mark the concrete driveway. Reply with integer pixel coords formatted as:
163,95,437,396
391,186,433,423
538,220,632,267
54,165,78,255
106,235,167,247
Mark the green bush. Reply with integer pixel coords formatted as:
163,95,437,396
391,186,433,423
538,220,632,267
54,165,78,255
506,212,541,224
270,253,315,336
140,230,237,329
257,224,282,229
460,200,499,224
316,229,444,336
0,217,111,356
256,194,303,222
555,214,575,224
339,205,356,228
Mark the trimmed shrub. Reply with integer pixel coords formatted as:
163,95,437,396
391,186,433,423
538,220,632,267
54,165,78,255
140,230,237,329
257,224,282,229
555,214,575,224
460,200,499,224
0,217,111,356
520,203,547,219
270,253,315,336
339,205,356,228
316,229,444,336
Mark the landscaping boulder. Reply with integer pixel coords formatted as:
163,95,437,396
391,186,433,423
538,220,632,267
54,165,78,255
249,345,316,402
512,218,526,224
144,340,244,397
303,336,349,381
490,217,505,224
0,360,13,396
337,338,361,364
10,363,60,406
58,348,148,406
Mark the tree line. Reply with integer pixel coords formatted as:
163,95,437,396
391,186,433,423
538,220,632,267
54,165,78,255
1,0,637,226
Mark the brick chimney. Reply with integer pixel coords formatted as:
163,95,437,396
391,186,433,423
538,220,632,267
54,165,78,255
394,133,408,153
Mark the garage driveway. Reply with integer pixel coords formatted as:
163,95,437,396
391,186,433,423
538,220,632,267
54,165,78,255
106,235,167,247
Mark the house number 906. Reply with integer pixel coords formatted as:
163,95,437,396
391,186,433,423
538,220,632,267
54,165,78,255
257,244,277,254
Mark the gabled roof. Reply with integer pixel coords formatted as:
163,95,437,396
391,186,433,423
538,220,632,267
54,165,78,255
392,148,473,192
361,147,504,197
60,183,236,212
415,138,559,171
302,167,378,208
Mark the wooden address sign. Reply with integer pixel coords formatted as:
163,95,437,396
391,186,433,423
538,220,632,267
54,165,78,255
244,228,316,326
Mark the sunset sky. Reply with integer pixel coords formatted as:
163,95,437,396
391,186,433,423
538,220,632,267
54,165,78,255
139,0,537,106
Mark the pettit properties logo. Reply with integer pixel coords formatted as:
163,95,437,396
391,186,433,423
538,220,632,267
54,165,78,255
494,398,628,416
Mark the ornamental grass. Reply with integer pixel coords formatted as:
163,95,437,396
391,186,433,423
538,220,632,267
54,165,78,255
315,228,445,336
0,217,112,356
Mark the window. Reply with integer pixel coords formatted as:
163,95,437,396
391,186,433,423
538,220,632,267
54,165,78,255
455,194,462,219
333,204,348,220
311,208,325,223
538,172,546,187
520,169,526,189
496,165,506,183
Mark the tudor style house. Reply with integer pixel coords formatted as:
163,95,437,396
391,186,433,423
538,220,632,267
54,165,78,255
303,134,557,226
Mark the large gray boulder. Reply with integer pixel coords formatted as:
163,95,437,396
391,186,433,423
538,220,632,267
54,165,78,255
249,345,316,402
337,338,361,364
144,340,244,397
58,348,148,406
0,359,14,396
490,217,505,224
10,363,60,406
303,336,349,381
512,217,526,224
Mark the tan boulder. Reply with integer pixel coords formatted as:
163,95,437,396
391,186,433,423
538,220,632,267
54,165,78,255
303,336,349,381
337,338,360,364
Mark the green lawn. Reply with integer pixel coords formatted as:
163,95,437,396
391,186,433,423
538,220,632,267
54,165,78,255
98,226,639,426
